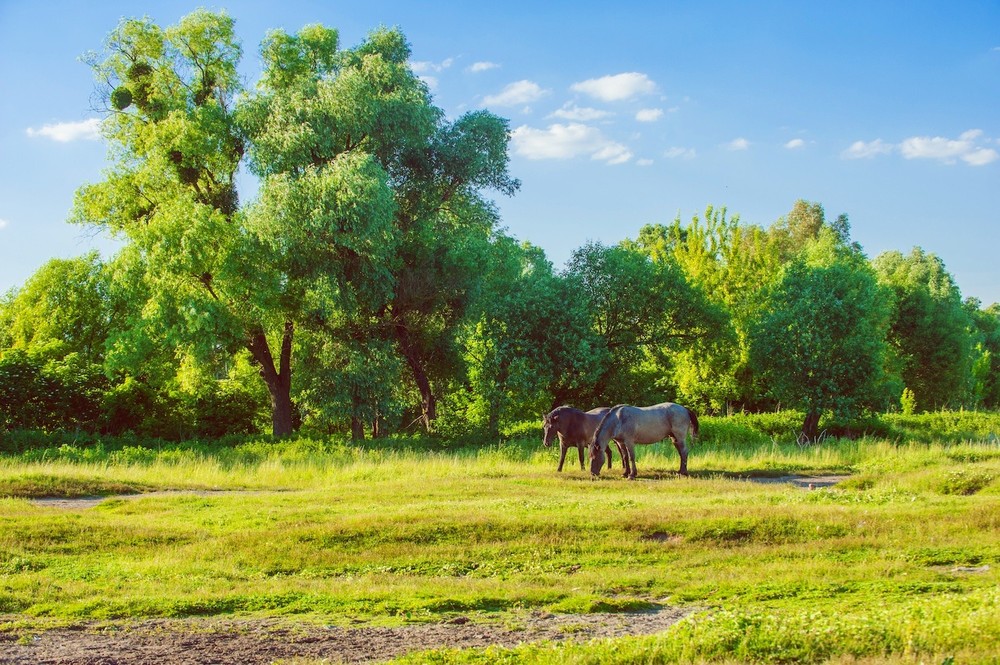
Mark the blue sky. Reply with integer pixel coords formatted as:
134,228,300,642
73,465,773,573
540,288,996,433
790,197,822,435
2,1,999,305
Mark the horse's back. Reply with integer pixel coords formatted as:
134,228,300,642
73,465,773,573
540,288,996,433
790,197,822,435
557,406,610,445
621,402,690,444
581,407,610,441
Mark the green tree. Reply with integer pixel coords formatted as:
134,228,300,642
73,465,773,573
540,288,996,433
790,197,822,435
0,255,115,432
72,11,294,431
239,24,517,433
564,241,722,406
963,299,1000,408
632,206,780,412
751,229,893,439
872,248,973,410
0,253,112,363
454,239,604,438
73,12,516,436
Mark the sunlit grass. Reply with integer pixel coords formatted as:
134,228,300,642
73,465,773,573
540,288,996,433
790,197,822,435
1,418,998,662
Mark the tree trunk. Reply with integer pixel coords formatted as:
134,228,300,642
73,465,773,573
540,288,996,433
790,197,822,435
800,409,821,443
393,321,436,431
350,415,366,441
350,390,366,441
247,321,295,437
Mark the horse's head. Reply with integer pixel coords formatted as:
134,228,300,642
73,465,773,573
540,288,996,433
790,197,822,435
589,441,605,476
588,405,620,476
542,409,562,447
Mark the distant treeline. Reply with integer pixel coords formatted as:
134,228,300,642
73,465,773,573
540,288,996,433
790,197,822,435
1,11,998,441
2,200,998,441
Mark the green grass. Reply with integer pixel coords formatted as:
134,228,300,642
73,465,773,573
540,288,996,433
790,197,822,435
1,416,998,663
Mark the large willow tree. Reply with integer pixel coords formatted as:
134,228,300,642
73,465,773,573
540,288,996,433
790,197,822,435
73,11,516,435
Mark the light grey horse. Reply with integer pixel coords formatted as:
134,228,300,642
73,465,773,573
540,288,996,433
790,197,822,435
589,402,699,479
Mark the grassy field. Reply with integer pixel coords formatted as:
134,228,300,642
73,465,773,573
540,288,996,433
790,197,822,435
1,415,999,663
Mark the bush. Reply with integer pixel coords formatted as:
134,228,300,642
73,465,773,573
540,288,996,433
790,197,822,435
0,350,106,432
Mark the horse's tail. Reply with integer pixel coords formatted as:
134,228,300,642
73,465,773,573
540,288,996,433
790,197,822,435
592,404,628,447
685,407,700,439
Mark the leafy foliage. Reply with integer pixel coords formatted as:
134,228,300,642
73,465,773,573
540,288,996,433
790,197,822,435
874,248,974,410
751,230,893,437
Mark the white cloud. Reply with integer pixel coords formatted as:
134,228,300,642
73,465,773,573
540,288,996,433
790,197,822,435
636,158,654,166
512,123,632,164
0,218,8,230
841,138,893,159
900,129,998,165
467,61,499,73
842,130,996,166
592,143,632,164
785,138,806,149
635,108,663,122
419,75,439,90
483,80,549,107
26,118,101,142
410,58,453,73
963,147,999,166
570,72,656,102
727,137,750,151
549,102,612,122
665,146,696,160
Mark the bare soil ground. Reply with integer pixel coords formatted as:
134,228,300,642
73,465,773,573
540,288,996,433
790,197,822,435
0,609,692,664
742,474,849,488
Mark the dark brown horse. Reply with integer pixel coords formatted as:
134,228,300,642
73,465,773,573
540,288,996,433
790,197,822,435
542,406,620,472
590,402,699,479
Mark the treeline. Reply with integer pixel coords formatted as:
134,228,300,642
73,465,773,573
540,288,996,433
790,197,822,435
3,201,998,441
1,11,998,441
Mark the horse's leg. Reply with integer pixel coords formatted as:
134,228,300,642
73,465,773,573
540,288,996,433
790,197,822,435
558,444,568,472
577,443,586,471
626,441,638,479
671,428,689,476
615,442,627,474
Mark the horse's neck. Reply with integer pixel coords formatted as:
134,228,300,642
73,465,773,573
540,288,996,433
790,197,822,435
596,413,621,444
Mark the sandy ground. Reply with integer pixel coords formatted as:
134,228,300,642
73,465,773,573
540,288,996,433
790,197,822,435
0,609,693,664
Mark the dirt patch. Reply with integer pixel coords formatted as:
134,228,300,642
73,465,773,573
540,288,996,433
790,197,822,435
26,476,849,511
28,490,275,511
0,609,692,664
741,474,849,489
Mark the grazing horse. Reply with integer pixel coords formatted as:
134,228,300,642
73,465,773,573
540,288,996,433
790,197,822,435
542,406,620,472
589,402,699,479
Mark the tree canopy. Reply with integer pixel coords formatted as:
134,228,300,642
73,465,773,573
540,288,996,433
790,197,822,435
70,11,517,436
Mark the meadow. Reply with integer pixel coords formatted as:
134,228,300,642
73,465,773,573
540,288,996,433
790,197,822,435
1,411,998,663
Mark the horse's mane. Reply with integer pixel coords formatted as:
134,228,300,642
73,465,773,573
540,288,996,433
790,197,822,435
592,404,629,444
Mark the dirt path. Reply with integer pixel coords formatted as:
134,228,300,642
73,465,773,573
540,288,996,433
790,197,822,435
743,474,849,488
26,475,848,511
0,609,692,664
